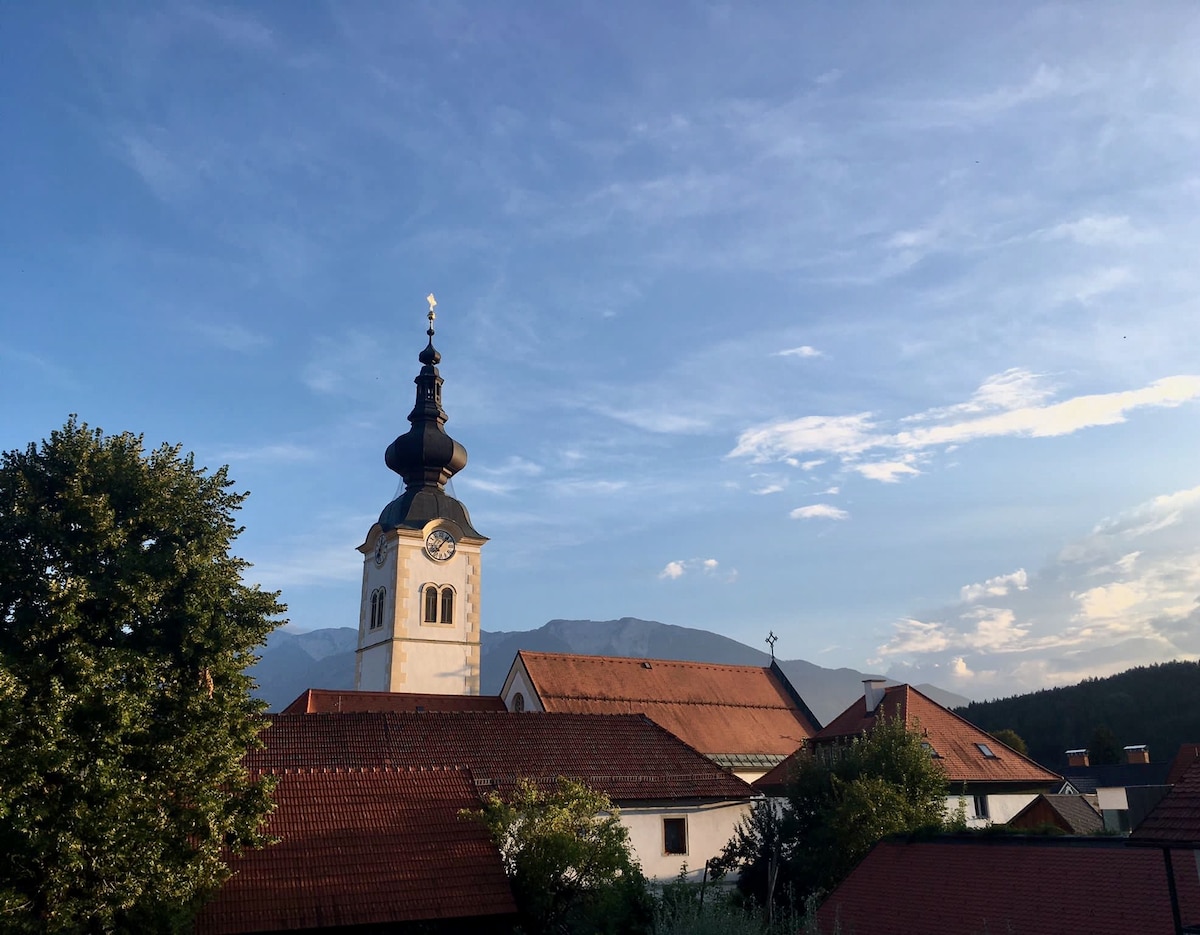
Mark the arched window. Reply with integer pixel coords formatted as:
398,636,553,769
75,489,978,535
423,585,439,623
369,588,386,630
512,692,525,713
440,587,454,624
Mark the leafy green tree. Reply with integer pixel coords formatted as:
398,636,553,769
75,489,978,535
471,776,652,935
1089,726,1122,765
989,728,1028,757
716,717,948,908
0,418,283,933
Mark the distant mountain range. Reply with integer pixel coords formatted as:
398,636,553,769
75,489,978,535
249,616,969,724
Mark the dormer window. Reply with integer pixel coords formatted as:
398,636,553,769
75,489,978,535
976,743,997,758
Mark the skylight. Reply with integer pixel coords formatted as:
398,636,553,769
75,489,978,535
976,743,997,758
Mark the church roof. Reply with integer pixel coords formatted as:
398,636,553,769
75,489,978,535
512,651,820,758
247,711,755,803
282,688,507,714
195,766,515,934
755,683,1060,792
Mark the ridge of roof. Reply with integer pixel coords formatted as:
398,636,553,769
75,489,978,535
516,649,775,673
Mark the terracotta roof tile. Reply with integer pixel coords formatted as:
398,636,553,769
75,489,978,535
1166,742,1200,786
817,836,1200,935
282,688,507,714
246,711,755,802
195,767,515,934
1130,758,1200,846
516,652,818,756
813,684,1061,785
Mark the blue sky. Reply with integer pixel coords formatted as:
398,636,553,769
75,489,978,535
4,2,1200,700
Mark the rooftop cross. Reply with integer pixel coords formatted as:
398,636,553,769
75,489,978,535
426,293,437,335
765,630,778,661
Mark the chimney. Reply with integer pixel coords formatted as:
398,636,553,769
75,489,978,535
863,679,888,713
1066,749,1090,767
1124,744,1150,765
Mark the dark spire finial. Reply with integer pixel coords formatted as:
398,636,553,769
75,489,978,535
419,293,440,365
384,293,465,491
766,631,778,661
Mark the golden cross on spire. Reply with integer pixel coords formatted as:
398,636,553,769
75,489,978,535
426,293,437,325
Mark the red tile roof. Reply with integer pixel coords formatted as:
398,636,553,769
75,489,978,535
1130,757,1200,846
1166,742,1200,786
195,767,515,935
514,651,819,757
246,711,754,802
813,684,1060,785
282,688,506,714
816,836,1200,935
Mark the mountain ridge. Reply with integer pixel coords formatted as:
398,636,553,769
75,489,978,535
249,616,969,723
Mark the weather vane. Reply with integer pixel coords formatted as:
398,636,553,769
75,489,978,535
425,293,437,338
766,630,778,661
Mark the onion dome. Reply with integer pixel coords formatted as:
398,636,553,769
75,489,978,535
378,297,483,538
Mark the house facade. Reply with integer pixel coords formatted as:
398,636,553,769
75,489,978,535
756,680,1062,825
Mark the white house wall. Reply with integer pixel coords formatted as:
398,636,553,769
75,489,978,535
500,661,543,712
618,801,751,883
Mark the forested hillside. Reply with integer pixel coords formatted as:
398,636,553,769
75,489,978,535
954,661,1200,770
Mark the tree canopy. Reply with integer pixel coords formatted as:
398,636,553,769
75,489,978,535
471,776,652,935
716,717,950,909
955,660,1200,768
0,418,283,933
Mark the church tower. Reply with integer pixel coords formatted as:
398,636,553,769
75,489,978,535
355,297,487,694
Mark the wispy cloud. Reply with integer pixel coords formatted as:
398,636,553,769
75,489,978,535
658,557,735,582
790,504,848,521
875,484,1200,696
184,320,270,353
212,442,318,464
960,569,1028,603
777,345,821,358
731,371,1200,486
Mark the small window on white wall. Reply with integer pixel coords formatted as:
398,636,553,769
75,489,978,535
512,692,525,712
423,585,439,623
440,587,454,624
663,817,687,855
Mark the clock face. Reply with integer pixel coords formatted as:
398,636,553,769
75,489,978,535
425,529,456,562
374,536,387,566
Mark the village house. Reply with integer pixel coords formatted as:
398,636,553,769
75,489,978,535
755,679,1063,825
818,756,1200,934
246,710,756,884
499,650,821,781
